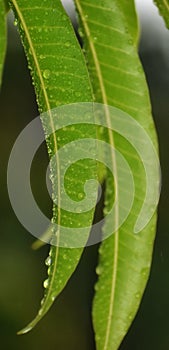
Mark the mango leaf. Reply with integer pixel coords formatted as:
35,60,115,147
154,0,169,28
75,1,159,349
0,0,6,86
9,0,97,333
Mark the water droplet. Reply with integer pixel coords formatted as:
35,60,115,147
14,19,18,26
51,233,58,246
45,256,52,267
93,36,98,42
96,266,102,275
78,192,84,200
79,29,84,38
43,279,49,288
65,41,71,48
43,69,51,79
28,48,32,56
141,267,149,278
47,267,51,275
51,295,55,302
39,54,45,59
38,309,43,316
40,298,45,306
135,292,140,299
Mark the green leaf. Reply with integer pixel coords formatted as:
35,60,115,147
154,0,169,28
75,1,159,349
9,0,97,333
0,0,6,87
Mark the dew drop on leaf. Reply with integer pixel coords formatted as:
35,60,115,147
39,54,45,59
43,69,51,79
38,309,43,316
79,29,84,38
45,256,52,267
43,279,49,289
78,192,84,200
135,292,141,299
14,19,18,26
65,41,71,47
28,48,32,56
96,266,102,275
40,298,45,306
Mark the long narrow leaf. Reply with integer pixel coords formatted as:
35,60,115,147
75,1,159,349
9,0,97,333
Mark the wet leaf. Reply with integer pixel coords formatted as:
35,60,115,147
75,1,160,349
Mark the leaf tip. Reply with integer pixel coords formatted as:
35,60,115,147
17,324,33,335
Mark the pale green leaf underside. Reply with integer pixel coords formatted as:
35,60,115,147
9,0,97,333
75,1,159,350
0,0,6,86
154,0,169,28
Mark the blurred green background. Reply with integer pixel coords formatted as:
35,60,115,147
0,1,169,349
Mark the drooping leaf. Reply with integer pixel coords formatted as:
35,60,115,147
75,1,159,349
9,0,97,333
0,0,6,86
154,0,169,28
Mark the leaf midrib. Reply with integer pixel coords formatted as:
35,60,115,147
75,1,119,349
12,0,61,315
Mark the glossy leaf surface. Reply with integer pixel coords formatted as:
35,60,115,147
75,1,159,349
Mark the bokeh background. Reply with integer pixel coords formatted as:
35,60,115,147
0,0,169,349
